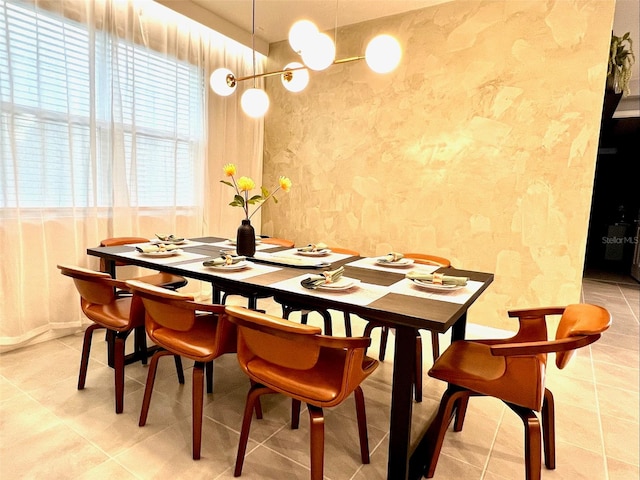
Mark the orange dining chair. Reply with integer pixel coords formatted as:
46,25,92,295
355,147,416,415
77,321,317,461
225,305,379,480
57,264,184,414
221,236,295,310
99,237,188,290
125,280,239,460
424,303,611,480
275,246,360,336
362,253,451,402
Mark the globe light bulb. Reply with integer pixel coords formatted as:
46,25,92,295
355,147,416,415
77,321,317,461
288,20,318,54
301,32,335,71
209,68,237,96
365,34,402,74
241,88,269,118
281,62,309,92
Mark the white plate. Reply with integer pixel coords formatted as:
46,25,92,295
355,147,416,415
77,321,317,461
139,249,183,258
412,279,465,292
205,260,251,271
153,239,188,245
316,277,360,291
375,257,414,267
297,249,332,257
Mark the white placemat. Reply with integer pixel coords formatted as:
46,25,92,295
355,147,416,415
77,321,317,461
389,278,484,304
117,249,209,265
269,274,388,306
346,257,440,274
178,259,281,279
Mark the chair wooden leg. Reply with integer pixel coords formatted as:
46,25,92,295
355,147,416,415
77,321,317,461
353,386,370,464
453,392,471,432
174,355,185,384
308,405,325,480
379,326,389,361
192,361,204,460
542,388,556,469
78,324,103,390
139,349,172,426
424,388,468,478
430,331,440,361
113,332,129,414
508,403,542,480
235,384,272,477
414,333,423,402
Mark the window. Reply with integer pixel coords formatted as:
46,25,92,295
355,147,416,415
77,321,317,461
0,0,204,209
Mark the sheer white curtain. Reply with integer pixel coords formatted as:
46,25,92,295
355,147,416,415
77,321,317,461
0,0,265,351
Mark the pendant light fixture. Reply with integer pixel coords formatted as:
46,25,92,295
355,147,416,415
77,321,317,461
209,1,402,118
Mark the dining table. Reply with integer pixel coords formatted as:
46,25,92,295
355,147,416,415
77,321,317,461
87,235,493,480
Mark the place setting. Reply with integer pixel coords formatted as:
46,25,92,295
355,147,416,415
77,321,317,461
300,266,360,291
348,252,436,273
202,254,252,271
295,242,332,257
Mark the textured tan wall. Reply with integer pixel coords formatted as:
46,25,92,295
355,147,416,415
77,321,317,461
261,0,615,329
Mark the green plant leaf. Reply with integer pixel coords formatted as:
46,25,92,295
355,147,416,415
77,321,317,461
220,180,234,187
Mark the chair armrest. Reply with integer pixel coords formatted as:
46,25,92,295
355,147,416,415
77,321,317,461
105,277,129,291
489,334,601,357
508,306,566,318
316,335,371,349
185,301,227,314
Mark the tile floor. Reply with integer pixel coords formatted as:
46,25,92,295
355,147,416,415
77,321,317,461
1,278,638,479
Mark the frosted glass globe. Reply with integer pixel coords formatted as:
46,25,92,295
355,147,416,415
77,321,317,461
281,62,309,92
209,68,236,96
365,35,402,74
301,33,335,71
288,20,318,54
241,88,269,118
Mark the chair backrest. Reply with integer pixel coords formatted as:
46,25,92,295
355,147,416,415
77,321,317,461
99,237,150,269
125,280,196,332
554,303,611,369
260,237,295,248
225,305,375,405
57,264,116,305
404,253,451,267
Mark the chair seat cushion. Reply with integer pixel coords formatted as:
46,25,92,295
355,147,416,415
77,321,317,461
429,340,545,410
150,314,219,362
83,297,134,331
245,349,377,407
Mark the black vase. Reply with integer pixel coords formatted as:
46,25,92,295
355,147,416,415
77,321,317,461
236,219,256,257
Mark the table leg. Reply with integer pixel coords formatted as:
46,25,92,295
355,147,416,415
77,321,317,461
211,283,222,304
388,325,416,479
451,312,467,342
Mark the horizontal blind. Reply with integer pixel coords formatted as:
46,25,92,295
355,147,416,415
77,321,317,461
0,0,204,209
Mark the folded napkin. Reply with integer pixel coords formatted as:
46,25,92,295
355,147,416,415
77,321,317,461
155,233,185,242
298,242,328,252
378,252,404,263
136,244,181,253
406,271,469,286
203,255,246,267
301,266,345,289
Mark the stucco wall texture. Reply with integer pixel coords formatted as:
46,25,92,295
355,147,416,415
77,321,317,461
260,0,615,330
